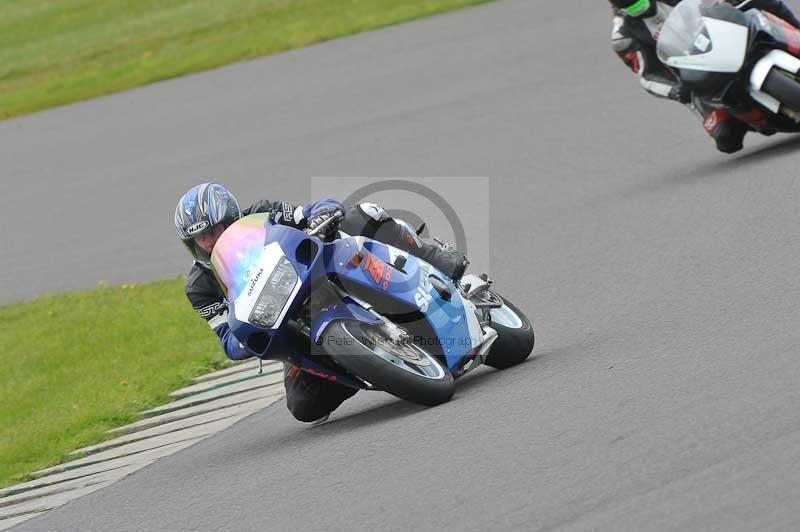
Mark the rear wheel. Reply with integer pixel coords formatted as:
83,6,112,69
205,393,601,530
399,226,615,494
482,294,535,369
762,68,800,111
319,320,455,406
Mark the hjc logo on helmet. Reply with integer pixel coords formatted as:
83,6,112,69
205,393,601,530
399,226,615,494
186,221,209,236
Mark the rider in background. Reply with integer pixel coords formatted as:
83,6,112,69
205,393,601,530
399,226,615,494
609,0,800,153
174,183,468,423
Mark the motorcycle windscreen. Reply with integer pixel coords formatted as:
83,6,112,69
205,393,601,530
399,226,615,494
657,0,747,73
211,213,272,302
211,214,301,328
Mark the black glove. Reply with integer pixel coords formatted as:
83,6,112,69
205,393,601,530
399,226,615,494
668,84,692,104
307,206,344,239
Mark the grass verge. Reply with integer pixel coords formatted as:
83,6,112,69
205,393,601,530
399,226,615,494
0,277,230,489
0,0,494,120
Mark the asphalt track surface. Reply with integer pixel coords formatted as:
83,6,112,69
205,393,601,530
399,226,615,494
4,1,800,530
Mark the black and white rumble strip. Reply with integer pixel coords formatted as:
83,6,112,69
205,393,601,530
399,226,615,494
0,360,286,530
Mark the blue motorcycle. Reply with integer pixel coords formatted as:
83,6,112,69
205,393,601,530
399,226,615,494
211,212,534,406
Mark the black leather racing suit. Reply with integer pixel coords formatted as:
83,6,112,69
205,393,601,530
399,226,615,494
611,0,800,153
184,200,467,422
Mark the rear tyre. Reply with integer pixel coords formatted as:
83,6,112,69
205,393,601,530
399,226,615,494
762,68,800,111
483,295,535,369
319,320,455,406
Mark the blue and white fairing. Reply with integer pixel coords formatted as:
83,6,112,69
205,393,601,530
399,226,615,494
211,214,486,380
322,236,485,370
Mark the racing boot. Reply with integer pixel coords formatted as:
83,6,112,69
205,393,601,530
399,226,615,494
703,109,748,154
339,202,468,281
417,243,469,281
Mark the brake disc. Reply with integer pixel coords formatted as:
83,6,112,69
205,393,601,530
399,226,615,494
366,327,431,367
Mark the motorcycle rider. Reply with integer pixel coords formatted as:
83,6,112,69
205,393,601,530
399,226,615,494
174,183,468,422
609,0,800,153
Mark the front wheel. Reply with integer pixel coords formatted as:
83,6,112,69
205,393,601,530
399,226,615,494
762,68,800,111
482,294,535,369
319,320,455,406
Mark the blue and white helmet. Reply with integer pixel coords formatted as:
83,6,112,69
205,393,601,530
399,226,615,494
175,183,242,268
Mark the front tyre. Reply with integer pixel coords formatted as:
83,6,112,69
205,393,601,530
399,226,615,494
320,320,455,406
483,295,535,369
762,68,800,111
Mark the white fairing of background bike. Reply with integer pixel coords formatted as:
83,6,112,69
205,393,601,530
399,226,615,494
233,242,302,328
662,18,748,72
749,49,800,112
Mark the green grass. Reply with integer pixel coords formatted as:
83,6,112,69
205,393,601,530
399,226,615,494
0,0,493,120
0,278,231,489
